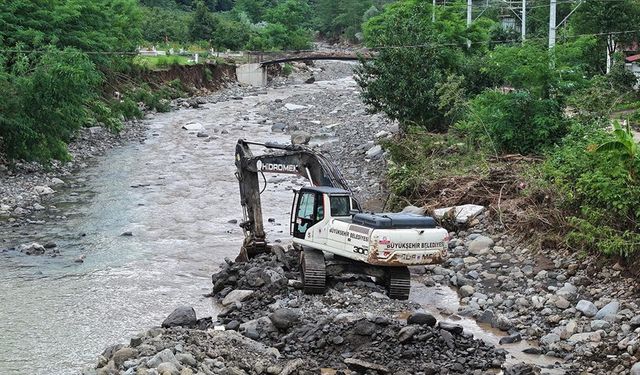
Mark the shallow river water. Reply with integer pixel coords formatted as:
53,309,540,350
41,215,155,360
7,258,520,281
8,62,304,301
0,76,561,374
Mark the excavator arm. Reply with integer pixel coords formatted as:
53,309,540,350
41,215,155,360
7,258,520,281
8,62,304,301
235,139,357,258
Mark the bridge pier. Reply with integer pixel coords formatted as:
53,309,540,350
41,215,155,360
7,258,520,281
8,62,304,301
236,63,267,87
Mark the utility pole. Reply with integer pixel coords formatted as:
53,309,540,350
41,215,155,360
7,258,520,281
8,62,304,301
432,0,436,22
549,0,557,49
521,0,526,42
467,0,473,48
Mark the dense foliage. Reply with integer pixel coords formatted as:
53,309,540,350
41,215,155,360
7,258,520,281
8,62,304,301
361,0,640,257
0,0,142,161
355,0,492,132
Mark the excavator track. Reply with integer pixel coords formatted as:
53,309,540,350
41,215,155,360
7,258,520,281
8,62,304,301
300,248,326,295
386,266,411,300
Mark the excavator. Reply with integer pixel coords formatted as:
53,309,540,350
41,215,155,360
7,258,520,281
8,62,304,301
235,139,449,299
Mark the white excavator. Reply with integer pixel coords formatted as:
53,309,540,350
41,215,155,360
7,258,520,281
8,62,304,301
235,139,449,299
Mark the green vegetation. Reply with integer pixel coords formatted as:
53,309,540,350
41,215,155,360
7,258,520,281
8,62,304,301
140,0,395,50
359,0,640,258
134,55,192,68
0,0,142,161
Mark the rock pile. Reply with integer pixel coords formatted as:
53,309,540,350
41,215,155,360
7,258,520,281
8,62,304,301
89,250,506,375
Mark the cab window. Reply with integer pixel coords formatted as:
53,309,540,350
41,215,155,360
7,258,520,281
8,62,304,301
330,196,351,216
297,192,315,219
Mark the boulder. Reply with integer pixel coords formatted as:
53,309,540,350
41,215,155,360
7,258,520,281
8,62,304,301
162,306,197,328
491,314,512,331
50,178,65,186
437,321,463,334
556,283,578,301
291,131,311,145
284,103,307,111
459,285,475,298
112,347,137,368
467,236,494,255
397,326,419,343
591,320,611,331
433,204,485,224
595,300,619,320
344,358,390,374
18,242,46,255
407,312,437,327
269,308,300,330
34,185,54,195
567,332,601,345
540,333,560,346
222,290,254,306
147,349,179,368
365,145,383,159
631,362,640,375
576,300,598,317
157,362,179,375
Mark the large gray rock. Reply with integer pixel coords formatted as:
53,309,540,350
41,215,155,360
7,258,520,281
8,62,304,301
467,236,494,255
291,131,311,145
576,300,598,317
34,185,54,195
459,285,475,298
492,314,512,331
222,290,254,306
595,300,620,320
540,333,560,345
269,308,300,330
407,312,436,327
112,347,137,368
591,320,611,331
18,242,46,255
630,315,640,328
567,332,601,345
157,362,179,375
433,204,485,224
556,283,578,301
397,326,419,343
161,306,197,328
365,145,383,159
284,103,307,111
344,358,390,374
147,349,179,368
631,362,640,375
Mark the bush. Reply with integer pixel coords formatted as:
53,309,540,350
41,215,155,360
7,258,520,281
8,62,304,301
282,63,293,76
0,47,102,161
544,125,640,257
457,90,568,155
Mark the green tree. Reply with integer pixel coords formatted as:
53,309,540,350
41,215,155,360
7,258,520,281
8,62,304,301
189,0,218,41
355,0,491,132
572,0,640,73
0,48,102,161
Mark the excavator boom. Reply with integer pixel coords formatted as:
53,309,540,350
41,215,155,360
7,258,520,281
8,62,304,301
235,139,356,257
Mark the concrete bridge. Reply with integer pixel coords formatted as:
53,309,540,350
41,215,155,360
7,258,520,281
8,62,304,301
236,50,374,86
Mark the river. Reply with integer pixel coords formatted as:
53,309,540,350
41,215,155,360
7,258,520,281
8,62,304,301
0,69,561,375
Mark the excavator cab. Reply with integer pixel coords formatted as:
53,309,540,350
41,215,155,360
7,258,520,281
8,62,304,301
290,187,355,240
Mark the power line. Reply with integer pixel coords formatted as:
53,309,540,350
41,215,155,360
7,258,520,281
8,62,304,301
368,29,640,51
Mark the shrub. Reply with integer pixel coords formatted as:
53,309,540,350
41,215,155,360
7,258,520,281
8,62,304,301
282,63,293,76
544,125,640,257
457,90,568,155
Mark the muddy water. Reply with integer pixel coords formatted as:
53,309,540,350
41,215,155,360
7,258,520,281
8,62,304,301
411,283,564,374
0,81,342,374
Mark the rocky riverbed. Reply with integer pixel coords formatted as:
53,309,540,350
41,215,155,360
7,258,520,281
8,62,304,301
4,60,640,375
87,249,507,375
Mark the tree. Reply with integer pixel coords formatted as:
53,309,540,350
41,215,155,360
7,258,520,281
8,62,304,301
354,0,491,132
189,0,218,41
573,0,640,73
